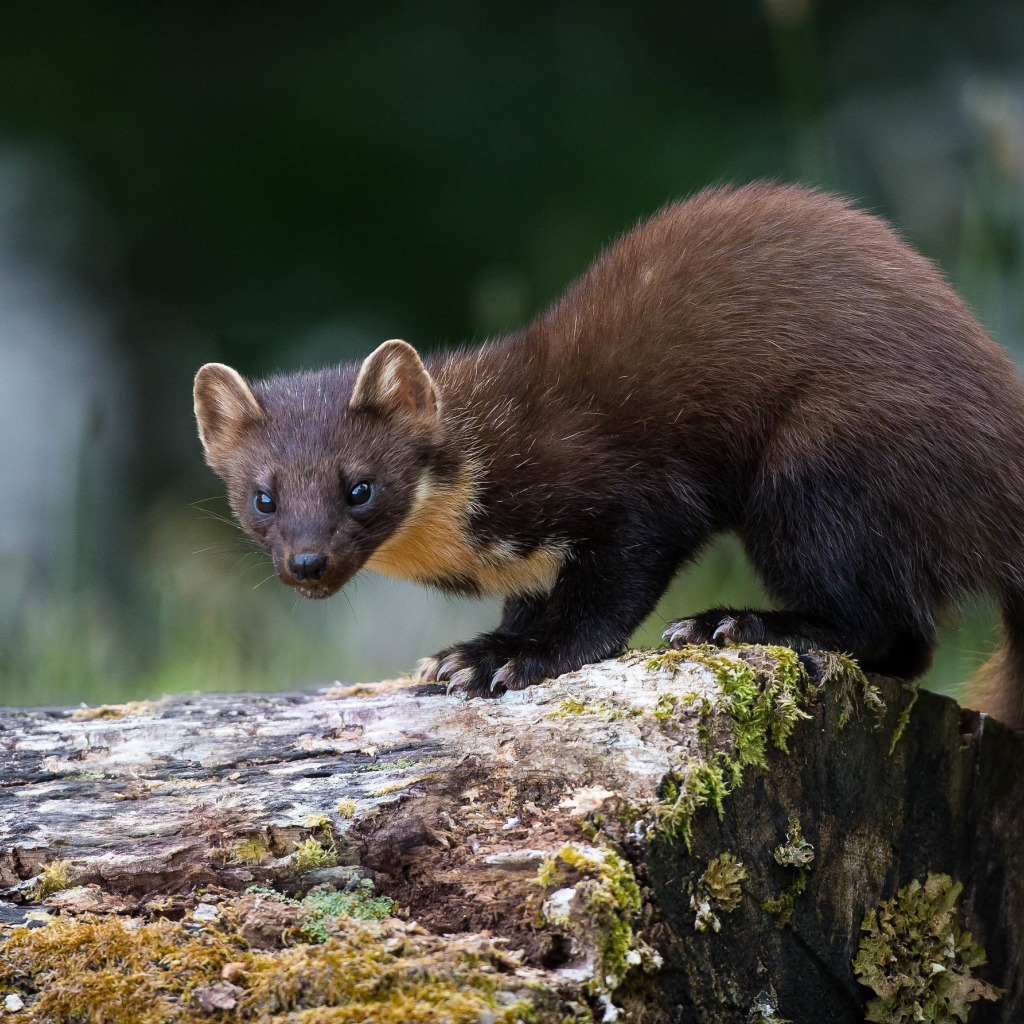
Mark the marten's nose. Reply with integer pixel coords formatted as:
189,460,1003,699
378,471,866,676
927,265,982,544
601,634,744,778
287,552,330,582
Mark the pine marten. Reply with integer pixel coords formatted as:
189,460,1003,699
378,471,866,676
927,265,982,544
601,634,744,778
194,182,1024,729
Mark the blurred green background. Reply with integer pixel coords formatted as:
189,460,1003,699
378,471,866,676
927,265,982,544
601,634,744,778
0,1,1022,707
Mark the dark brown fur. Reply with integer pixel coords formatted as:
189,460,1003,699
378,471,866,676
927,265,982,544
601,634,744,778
195,182,1024,728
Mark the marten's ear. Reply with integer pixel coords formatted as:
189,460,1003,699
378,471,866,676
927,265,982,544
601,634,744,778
194,363,264,469
349,340,439,420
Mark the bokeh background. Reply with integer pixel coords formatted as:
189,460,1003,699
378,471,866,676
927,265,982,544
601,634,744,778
1,0,1022,707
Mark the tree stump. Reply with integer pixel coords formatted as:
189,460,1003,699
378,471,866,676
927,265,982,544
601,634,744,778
1,647,1021,1023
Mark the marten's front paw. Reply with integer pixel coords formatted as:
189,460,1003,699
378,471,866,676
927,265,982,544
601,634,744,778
664,609,768,648
416,642,545,698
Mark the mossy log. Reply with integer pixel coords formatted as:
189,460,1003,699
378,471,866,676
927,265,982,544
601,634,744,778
0,648,1021,1023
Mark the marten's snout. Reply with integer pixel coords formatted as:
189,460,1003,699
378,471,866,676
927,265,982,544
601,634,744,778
286,552,330,582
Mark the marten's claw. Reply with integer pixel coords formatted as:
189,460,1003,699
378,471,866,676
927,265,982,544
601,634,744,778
490,664,512,692
419,640,552,699
664,610,752,648
437,658,463,681
663,618,711,648
712,616,739,645
448,667,475,691
665,609,783,649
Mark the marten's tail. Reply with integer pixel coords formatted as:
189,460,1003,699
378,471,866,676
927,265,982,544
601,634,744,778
967,593,1024,731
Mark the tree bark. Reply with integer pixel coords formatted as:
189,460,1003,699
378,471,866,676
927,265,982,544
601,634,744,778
1,648,1021,1023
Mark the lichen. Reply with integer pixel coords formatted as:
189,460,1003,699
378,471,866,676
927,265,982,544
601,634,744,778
373,775,433,796
761,870,807,929
0,908,546,1023
70,699,158,720
244,882,396,943
689,852,746,933
760,817,814,929
747,988,793,1023
351,758,413,774
773,817,814,868
852,873,1003,1023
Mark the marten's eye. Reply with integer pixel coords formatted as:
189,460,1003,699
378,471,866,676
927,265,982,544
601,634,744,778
347,481,373,507
254,490,276,515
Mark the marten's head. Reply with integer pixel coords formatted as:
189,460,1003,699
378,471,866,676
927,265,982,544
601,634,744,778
194,340,447,599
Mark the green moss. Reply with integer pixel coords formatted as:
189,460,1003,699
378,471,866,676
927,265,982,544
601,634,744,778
889,687,919,755
651,757,733,853
653,691,682,721
648,646,812,851
300,884,396,941
852,873,1003,1022
819,651,885,728
644,644,721,674
335,798,357,819
0,909,544,1023
689,853,746,933
535,844,657,1008
535,856,561,890
28,861,73,901
558,846,642,992
243,879,396,944
304,813,334,833
290,837,339,874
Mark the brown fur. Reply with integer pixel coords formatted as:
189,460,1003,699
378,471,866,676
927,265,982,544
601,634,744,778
195,182,1024,726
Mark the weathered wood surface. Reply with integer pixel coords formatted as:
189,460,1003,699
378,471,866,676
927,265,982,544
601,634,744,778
1,651,1022,1023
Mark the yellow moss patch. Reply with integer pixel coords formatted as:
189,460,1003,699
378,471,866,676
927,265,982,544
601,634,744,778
304,813,335,833
28,861,73,901
545,696,644,721
71,699,159,719
336,798,357,818
372,774,433,797
290,838,339,874
0,911,547,1023
228,835,271,866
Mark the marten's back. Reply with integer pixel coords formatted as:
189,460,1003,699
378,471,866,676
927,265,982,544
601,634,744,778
547,183,1021,444
438,182,1024,585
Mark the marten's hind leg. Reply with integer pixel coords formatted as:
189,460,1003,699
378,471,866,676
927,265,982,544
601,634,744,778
664,463,938,680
